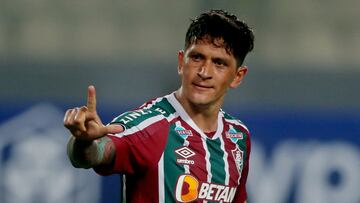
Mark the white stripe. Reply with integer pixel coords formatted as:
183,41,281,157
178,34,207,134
201,137,212,182
218,112,230,184
158,153,165,203
184,165,190,174
110,93,175,129
219,133,230,185
112,111,178,138
236,145,242,185
165,112,178,122
224,118,249,133
214,112,224,139
143,96,166,109
184,140,190,174
112,114,164,137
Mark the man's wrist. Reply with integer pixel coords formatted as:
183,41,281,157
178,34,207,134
67,136,95,169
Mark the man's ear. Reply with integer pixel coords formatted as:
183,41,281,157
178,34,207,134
177,50,185,74
230,66,248,88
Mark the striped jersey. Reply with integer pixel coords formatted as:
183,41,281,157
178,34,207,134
97,92,251,203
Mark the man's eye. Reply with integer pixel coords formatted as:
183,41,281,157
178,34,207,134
190,54,202,61
214,60,226,67
215,61,224,66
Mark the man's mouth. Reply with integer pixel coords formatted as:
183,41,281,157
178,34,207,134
192,82,213,89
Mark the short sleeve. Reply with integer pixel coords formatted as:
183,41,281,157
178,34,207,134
94,118,170,175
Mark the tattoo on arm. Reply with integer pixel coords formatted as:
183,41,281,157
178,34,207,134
67,136,115,169
94,136,116,165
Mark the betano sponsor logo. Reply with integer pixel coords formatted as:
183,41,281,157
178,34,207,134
175,175,237,203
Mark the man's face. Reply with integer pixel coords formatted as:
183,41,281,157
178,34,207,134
177,39,247,108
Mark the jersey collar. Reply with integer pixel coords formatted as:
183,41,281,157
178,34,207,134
166,92,224,140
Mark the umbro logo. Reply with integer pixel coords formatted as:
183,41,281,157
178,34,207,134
175,146,195,159
175,146,196,165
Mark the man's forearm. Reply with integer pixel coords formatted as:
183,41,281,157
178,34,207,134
67,136,115,169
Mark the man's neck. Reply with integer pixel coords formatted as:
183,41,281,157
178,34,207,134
174,90,222,133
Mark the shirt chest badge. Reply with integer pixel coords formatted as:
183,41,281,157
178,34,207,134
225,125,243,143
175,121,193,140
231,147,244,174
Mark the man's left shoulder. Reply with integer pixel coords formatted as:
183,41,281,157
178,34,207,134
221,110,250,135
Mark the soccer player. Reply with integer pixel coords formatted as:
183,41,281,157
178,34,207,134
64,9,254,203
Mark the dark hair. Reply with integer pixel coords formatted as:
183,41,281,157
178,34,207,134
185,9,254,66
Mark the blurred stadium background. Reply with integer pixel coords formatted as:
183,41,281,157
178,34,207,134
0,1,359,203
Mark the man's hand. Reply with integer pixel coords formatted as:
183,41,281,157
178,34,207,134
64,85,123,140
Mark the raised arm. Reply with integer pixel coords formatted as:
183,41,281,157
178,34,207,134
63,85,123,168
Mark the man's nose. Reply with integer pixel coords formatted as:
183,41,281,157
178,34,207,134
198,60,212,79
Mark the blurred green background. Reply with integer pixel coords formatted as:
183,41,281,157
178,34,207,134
1,0,359,110
0,1,359,203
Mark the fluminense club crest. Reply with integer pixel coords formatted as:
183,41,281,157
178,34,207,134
231,147,244,175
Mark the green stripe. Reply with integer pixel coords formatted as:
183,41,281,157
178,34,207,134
111,97,176,128
223,112,245,125
206,138,226,184
164,123,185,202
112,109,157,127
155,97,176,117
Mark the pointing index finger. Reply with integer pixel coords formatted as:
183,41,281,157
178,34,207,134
87,85,97,112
